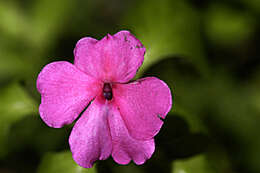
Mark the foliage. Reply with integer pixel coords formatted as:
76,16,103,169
0,0,260,172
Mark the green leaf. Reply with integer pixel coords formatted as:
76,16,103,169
206,145,235,173
172,155,216,173
0,47,35,81
241,0,260,13
37,151,96,173
0,82,37,158
0,83,37,120
155,113,210,161
124,0,208,75
143,57,207,133
205,3,255,46
0,1,28,38
7,115,69,155
30,0,74,47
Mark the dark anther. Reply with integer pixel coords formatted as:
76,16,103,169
103,83,113,100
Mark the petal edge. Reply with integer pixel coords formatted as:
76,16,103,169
74,30,145,83
37,61,101,128
114,77,172,140
69,99,112,168
108,105,155,165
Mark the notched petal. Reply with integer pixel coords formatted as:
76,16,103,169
113,77,172,140
74,30,146,83
37,61,100,128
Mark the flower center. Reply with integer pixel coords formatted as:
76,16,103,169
103,83,113,100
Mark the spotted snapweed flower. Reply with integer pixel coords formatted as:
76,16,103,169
36,30,172,168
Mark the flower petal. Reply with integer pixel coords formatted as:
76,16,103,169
37,61,101,128
69,99,112,168
74,30,145,83
113,77,172,140
108,105,155,165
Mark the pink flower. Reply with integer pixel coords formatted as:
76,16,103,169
36,30,172,168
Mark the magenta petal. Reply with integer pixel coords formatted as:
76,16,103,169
74,30,145,83
108,106,155,165
69,99,112,168
114,77,172,140
37,61,101,128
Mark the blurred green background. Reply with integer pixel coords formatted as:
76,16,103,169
0,0,260,172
